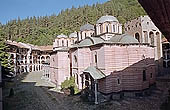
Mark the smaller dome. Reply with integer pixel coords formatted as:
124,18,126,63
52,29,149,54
80,23,94,31
57,33,68,38
69,32,77,38
79,38,93,47
110,34,139,44
97,15,119,24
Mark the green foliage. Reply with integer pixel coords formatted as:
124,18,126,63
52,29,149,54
61,77,79,94
1,0,146,46
0,26,13,72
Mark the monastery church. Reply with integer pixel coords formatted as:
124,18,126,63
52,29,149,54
7,15,163,103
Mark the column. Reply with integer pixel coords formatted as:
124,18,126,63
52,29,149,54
147,31,150,44
94,79,98,104
142,31,145,43
154,32,158,60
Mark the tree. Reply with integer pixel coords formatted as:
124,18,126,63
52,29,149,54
0,27,13,73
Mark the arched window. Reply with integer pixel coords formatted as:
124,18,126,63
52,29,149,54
62,40,64,46
149,31,154,46
95,54,97,63
135,32,140,43
143,70,146,81
100,24,103,33
106,25,109,33
85,33,87,38
113,25,115,32
57,40,59,47
67,40,69,47
74,55,77,64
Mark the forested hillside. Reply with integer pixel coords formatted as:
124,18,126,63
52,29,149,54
0,0,146,46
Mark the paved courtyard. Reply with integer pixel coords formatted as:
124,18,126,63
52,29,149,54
3,71,170,110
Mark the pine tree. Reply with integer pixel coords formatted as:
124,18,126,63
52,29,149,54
0,27,13,71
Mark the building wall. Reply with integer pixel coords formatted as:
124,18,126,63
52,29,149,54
49,51,70,88
71,48,92,89
97,45,155,94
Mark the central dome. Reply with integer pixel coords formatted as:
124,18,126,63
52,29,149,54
97,15,119,24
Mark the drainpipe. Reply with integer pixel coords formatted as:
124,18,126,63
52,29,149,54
95,79,98,104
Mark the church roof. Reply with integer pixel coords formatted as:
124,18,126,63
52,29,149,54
110,34,139,44
69,32,77,38
83,66,106,80
72,37,104,48
80,23,94,31
97,15,119,24
57,33,68,38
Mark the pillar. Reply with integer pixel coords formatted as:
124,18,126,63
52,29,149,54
94,79,98,104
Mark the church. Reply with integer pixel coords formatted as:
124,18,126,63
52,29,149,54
43,15,161,102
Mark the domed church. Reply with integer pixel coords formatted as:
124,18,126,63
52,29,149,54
45,15,158,103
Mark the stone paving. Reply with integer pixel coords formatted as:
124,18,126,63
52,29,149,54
3,72,170,110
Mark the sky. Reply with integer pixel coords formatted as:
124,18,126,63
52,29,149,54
0,0,108,24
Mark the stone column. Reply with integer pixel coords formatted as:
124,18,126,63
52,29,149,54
154,32,158,60
94,79,98,104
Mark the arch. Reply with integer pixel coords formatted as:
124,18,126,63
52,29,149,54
41,56,45,64
149,31,154,46
46,56,50,64
29,66,32,72
135,32,140,42
11,54,14,59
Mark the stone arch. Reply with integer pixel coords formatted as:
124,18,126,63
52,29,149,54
46,56,50,64
41,56,45,64
149,31,154,46
135,32,140,42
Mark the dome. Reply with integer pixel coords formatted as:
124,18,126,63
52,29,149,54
69,32,77,38
79,38,93,47
57,33,68,38
110,34,139,44
80,23,94,31
97,15,119,24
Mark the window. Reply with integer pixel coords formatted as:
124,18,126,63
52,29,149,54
57,40,59,46
135,33,140,43
76,74,79,85
117,78,120,84
100,24,103,33
106,25,109,33
74,55,77,63
143,70,146,81
67,40,68,47
62,40,64,46
95,54,97,63
85,33,87,38
147,22,149,25
113,25,115,32
150,73,153,78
